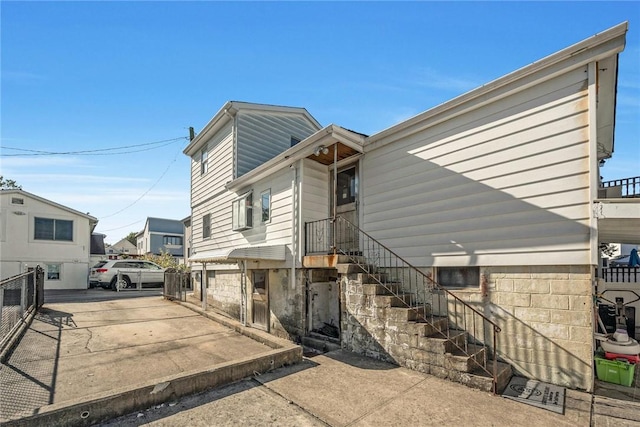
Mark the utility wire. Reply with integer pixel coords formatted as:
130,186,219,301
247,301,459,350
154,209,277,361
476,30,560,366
98,219,146,233
99,147,182,219
0,137,188,157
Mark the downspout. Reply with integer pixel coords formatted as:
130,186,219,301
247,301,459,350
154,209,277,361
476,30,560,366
332,142,338,254
241,260,247,326
291,162,298,291
201,262,207,311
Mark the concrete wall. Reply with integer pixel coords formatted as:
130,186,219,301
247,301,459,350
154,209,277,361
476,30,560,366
264,269,305,342
205,270,242,320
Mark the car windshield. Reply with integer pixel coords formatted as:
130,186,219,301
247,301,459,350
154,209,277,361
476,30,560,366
92,261,107,268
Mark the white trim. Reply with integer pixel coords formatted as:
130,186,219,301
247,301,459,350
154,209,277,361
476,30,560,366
189,245,287,263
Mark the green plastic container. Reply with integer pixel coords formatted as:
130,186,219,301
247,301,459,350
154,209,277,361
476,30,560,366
595,357,635,386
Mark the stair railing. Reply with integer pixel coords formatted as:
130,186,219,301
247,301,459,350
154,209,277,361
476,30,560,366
306,216,502,392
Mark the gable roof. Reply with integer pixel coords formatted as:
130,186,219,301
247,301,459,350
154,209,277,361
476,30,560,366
226,124,366,192
145,217,184,234
183,101,322,156
366,22,627,159
1,189,98,228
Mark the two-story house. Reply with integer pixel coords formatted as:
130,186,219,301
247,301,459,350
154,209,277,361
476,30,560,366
136,217,185,261
0,189,98,289
185,23,639,393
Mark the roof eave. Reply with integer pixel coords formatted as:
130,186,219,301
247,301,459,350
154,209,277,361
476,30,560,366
366,22,628,148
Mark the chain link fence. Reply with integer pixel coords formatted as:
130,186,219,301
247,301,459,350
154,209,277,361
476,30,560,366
164,269,190,301
1,266,44,357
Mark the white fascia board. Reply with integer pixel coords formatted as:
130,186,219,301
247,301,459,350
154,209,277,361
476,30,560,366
366,22,627,150
183,101,234,156
226,124,365,192
183,101,322,157
3,189,98,223
593,199,640,219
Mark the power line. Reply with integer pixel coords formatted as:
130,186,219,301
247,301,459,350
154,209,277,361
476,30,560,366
0,137,188,157
98,219,146,233
99,147,182,219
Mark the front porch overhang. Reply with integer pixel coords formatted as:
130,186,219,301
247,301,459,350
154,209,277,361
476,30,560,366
189,245,286,263
594,198,640,243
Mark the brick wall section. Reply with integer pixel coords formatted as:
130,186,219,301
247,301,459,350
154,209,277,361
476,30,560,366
487,265,594,390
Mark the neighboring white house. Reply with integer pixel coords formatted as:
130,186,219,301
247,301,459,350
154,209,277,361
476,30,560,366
109,238,137,258
185,23,638,392
0,189,98,290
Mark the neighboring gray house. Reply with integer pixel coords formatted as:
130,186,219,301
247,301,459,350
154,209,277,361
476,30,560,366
185,24,638,393
136,217,185,260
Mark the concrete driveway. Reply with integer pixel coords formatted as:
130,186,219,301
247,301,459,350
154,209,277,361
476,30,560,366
2,289,640,427
0,289,300,426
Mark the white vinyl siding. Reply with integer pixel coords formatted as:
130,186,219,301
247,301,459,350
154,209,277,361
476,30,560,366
192,167,295,258
301,159,330,223
235,112,318,177
362,66,592,267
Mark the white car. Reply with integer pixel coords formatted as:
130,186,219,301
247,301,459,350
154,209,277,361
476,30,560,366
90,260,165,290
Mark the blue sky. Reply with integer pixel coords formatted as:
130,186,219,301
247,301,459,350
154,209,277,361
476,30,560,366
2,2,639,244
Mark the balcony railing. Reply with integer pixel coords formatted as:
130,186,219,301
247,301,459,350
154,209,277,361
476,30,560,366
600,176,640,198
598,267,640,283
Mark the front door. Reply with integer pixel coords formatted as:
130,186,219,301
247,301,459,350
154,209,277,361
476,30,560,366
251,270,269,331
332,164,359,253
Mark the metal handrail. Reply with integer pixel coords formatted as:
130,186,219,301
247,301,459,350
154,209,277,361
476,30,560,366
306,216,501,392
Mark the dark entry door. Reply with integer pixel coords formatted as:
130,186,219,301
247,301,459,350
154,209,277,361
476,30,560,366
251,270,269,331
333,165,359,253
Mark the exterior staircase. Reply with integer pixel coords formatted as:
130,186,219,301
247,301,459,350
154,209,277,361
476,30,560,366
305,216,513,393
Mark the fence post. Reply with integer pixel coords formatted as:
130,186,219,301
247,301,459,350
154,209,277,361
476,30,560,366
20,276,27,318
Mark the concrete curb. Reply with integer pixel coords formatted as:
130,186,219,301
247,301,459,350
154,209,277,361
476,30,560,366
3,301,303,427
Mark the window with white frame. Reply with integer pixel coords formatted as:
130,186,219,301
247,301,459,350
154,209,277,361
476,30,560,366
46,263,61,280
232,192,253,231
200,148,208,175
437,267,479,289
290,136,301,147
163,235,183,246
203,214,211,238
261,190,271,223
34,217,73,241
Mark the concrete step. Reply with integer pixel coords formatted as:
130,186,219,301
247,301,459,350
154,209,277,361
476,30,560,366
301,335,341,355
361,283,401,295
418,331,466,354
387,306,426,322
444,344,487,373
374,294,414,308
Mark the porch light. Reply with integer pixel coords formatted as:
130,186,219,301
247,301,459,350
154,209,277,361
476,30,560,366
314,145,329,156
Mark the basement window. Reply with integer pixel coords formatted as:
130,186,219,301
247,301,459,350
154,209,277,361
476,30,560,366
232,192,253,231
437,267,479,289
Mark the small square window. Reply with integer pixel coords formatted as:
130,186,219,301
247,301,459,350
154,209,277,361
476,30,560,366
290,136,301,147
47,264,61,280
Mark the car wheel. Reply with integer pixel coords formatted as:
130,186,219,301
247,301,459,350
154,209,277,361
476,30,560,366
117,276,132,290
